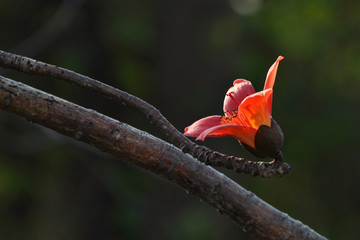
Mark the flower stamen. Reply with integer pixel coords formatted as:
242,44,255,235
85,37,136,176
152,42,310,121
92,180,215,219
221,110,243,125
226,92,241,106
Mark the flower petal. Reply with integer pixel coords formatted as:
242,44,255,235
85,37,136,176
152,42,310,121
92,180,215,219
184,115,222,138
223,79,255,113
238,89,273,129
197,124,257,148
264,56,284,90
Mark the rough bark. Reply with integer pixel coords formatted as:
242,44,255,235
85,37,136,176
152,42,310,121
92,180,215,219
0,75,327,240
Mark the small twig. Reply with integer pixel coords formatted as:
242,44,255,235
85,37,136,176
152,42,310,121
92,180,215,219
0,50,290,177
183,142,290,177
0,75,326,239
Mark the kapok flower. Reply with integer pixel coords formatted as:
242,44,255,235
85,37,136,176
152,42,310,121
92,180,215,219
184,56,284,161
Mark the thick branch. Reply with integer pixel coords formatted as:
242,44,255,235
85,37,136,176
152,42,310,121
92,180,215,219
0,50,290,177
0,75,326,240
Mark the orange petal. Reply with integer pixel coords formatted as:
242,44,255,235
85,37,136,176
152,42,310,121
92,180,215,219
238,89,273,129
197,124,257,148
264,56,284,90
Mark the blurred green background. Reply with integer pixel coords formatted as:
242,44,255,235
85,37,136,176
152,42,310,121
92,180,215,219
0,0,359,239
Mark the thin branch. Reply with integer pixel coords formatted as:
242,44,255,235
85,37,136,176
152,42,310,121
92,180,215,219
0,75,326,239
0,49,290,177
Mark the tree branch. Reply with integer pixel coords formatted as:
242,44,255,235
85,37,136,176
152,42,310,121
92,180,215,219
0,75,326,240
0,50,290,177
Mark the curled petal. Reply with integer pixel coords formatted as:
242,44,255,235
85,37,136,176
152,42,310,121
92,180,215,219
184,115,222,138
264,56,284,90
238,89,273,129
197,124,257,148
223,79,255,113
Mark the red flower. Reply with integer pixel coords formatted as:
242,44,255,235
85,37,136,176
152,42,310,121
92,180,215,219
184,56,284,160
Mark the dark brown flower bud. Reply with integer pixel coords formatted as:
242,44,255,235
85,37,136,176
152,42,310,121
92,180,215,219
240,118,284,161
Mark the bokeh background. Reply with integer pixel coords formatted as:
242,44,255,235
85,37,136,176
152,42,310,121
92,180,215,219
0,0,359,239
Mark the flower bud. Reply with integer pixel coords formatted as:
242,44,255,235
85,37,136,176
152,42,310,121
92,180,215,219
241,118,284,160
